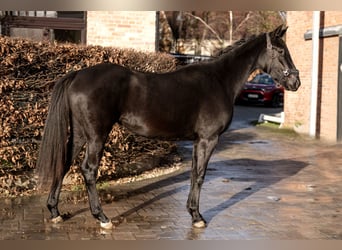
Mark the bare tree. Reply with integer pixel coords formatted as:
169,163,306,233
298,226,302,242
229,11,233,44
183,12,224,44
159,11,284,55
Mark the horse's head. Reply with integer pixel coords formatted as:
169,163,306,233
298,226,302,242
261,25,301,91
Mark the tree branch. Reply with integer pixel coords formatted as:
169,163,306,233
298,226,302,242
234,11,253,33
183,12,224,44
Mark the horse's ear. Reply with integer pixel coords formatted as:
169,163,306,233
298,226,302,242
271,25,288,38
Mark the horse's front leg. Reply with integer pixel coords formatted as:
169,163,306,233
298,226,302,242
187,136,218,228
81,141,113,230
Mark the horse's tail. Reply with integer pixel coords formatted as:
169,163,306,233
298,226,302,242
36,71,77,189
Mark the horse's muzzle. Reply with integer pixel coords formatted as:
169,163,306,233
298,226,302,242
283,69,300,91
288,76,300,91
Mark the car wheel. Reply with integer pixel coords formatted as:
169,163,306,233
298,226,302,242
271,93,283,108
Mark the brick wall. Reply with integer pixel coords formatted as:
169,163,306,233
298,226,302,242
284,12,312,136
86,11,156,51
319,36,339,141
284,11,342,141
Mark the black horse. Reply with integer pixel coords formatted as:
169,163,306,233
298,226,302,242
36,25,300,229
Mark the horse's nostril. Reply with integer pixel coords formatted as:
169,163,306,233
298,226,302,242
295,79,301,89
290,80,300,91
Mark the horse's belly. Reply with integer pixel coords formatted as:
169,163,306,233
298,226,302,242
119,112,194,139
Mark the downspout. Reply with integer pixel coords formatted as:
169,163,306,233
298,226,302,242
309,11,321,137
155,11,160,52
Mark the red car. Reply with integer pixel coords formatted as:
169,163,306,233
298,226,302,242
236,73,284,107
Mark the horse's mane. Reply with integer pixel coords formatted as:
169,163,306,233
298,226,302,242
213,35,257,58
176,34,260,68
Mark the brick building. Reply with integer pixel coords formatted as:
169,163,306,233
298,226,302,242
284,11,342,142
86,11,157,51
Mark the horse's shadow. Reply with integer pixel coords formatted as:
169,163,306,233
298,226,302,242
201,158,308,224
66,156,308,229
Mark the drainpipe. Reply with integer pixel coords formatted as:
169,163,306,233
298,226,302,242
309,11,321,138
155,11,160,52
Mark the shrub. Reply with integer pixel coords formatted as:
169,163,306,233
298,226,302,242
0,36,179,196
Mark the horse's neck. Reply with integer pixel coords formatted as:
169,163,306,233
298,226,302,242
220,36,265,99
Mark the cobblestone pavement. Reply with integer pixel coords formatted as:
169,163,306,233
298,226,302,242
1,107,342,239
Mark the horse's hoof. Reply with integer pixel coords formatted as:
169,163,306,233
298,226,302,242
51,215,63,224
100,221,114,230
193,220,206,228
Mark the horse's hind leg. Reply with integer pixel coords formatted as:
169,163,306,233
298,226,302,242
47,128,85,223
80,137,113,229
47,179,65,223
187,136,218,228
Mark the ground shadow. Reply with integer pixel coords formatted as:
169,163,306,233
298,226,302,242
70,156,308,228
201,158,308,225
64,169,191,221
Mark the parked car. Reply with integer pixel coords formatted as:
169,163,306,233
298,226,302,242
169,53,212,66
236,73,284,107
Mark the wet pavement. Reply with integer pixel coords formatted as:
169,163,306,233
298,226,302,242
0,106,341,239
